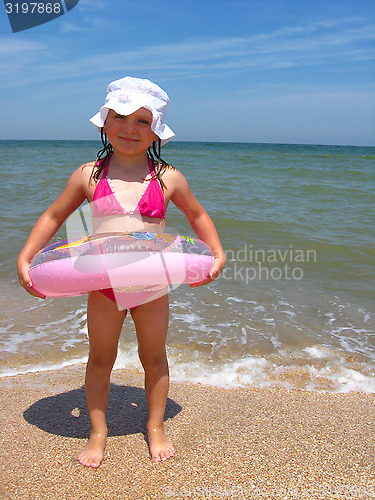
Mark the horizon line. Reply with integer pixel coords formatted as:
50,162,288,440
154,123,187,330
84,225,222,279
1,139,374,148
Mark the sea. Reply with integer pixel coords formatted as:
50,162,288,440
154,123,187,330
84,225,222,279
1,140,374,392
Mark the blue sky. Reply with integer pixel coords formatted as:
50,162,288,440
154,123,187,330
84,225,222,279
1,0,374,145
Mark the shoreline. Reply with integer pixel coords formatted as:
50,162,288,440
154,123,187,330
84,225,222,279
1,365,375,499
2,351,375,393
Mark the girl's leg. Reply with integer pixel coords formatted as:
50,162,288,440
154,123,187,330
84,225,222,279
78,291,127,468
131,293,174,462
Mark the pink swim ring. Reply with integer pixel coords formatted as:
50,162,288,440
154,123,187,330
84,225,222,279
29,232,214,298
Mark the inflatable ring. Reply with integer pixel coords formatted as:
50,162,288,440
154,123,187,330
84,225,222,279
29,232,214,298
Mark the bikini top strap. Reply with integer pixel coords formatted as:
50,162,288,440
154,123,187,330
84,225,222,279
102,162,110,178
148,157,155,178
95,156,110,178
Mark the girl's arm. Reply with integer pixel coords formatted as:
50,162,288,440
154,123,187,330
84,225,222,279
17,166,89,297
169,170,226,287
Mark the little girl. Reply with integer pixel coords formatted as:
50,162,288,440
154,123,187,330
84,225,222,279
17,77,226,468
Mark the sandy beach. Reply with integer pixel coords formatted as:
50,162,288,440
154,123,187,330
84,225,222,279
0,365,374,500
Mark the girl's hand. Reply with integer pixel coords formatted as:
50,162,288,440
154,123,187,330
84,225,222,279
17,259,46,299
190,256,225,288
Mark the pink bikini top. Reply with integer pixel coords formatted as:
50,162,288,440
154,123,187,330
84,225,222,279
92,157,165,219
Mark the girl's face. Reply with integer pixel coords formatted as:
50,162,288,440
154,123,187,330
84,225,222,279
104,108,158,156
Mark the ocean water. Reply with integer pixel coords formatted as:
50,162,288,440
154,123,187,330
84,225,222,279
1,140,374,392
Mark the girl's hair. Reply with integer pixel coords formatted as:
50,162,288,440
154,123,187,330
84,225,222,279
89,129,171,190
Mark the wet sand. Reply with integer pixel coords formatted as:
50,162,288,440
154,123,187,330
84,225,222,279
0,365,374,500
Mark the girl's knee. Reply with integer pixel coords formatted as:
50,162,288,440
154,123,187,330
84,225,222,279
138,349,168,372
87,351,117,375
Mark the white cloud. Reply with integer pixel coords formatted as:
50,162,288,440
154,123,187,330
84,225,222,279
1,16,374,91
0,37,45,57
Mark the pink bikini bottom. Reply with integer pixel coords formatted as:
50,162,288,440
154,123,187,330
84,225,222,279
99,286,167,310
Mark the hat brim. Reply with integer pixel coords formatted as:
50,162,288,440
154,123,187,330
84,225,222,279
90,101,175,146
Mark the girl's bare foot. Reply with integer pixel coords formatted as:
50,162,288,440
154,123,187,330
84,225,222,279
78,430,107,468
147,425,175,462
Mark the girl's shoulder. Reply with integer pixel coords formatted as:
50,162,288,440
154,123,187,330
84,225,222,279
81,161,96,169
162,164,188,186
161,165,193,200
63,162,96,193
162,164,184,182
80,161,96,173
67,161,95,176
75,161,97,184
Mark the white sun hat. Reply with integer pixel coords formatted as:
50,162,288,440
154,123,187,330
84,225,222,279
90,76,175,145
